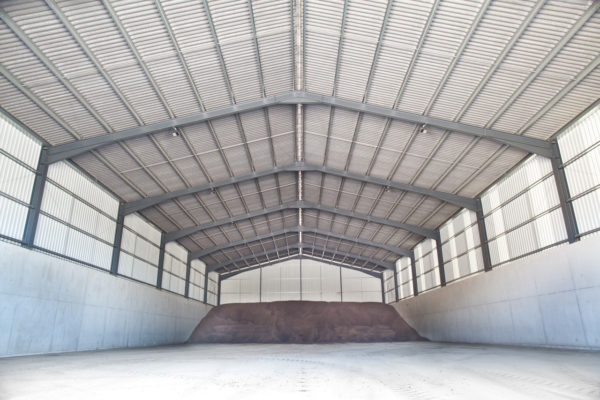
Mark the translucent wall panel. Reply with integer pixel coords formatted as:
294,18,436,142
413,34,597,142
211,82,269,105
383,269,395,304
36,162,118,270
221,269,261,304
414,238,440,293
207,271,218,306
219,259,382,303
262,259,301,302
397,257,413,300
0,112,41,240
558,104,600,236
341,268,382,302
440,209,484,283
118,213,161,285
189,259,206,301
481,155,567,266
301,259,341,301
163,242,188,295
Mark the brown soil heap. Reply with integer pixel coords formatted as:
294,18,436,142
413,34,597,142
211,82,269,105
188,301,425,343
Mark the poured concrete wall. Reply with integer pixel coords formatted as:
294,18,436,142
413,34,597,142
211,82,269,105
393,235,600,349
0,241,211,357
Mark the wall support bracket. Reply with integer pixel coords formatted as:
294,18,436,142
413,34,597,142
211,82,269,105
551,142,580,243
22,148,48,248
435,232,446,287
410,251,419,297
110,206,125,275
475,198,493,271
156,233,166,289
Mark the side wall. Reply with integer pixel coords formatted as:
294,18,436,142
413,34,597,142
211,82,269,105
393,234,600,350
0,241,211,357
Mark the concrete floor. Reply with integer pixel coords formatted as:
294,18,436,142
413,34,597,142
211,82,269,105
0,342,598,399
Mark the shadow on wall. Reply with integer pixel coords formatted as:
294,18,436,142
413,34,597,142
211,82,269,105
187,301,425,344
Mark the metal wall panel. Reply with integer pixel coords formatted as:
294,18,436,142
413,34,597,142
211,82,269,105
413,238,439,292
558,104,600,236
0,111,42,241
0,195,28,240
440,208,484,283
481,154,568,267
220,258,380,303
0,112,42,168
0,154,36,203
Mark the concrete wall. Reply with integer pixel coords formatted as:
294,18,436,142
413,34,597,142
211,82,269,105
393,234,600,350
0,241,211,357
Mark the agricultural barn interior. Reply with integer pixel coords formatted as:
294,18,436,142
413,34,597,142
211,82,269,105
0,0,599,398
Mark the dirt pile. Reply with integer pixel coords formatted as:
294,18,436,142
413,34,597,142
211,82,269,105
188,301,424,343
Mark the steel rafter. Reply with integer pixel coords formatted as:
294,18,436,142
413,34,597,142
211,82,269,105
122,161,476,214
207,243,392,273
220,254,382,280
164,200,436,242
45,91,553,163
189,226,411,260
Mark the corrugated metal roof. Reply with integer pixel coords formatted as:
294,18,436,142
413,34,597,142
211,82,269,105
1,0,598,275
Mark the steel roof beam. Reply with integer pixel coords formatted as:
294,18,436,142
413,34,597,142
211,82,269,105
220,254,382,280
190,226,411,259
207,243,392,273
164,200,436,242
123,161,476,214
301,244,394,270
45,92,553,163
123,163,302,214
302,163,476,210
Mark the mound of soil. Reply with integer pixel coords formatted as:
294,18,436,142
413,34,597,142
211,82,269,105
188,301,424,343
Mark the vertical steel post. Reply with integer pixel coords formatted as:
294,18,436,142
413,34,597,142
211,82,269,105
551,142,580,243
380,274,386,304
339,266,343,302
156,233,166,289
110,206,125,275
184,256,192,298
410,251,419,296
393,263,400,302
476,198,493,271
22,148,49,248
435,232,446,286
217,274,221,306
203,271,209,304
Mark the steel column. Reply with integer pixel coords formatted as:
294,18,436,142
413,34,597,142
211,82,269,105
435,233,446,287
393,263,400,302
203,272,209,303
184,256,192,298
475,199,493,271
551,142,580,243
110,207,125,275
156,233,166,289
410,251,419,296
380,275,386,304
22,148,48,248
217,275,221,306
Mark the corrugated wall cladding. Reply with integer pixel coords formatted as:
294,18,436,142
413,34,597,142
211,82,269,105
207,271,218,305
220,258,383,304
0,112,40,241
439,208,484,283
413,238,440,293
383,269,395,304
36,161,118,270
558,104,600,237
163,241,188,295
396,257,413,300
189,259,206,302
118,213,161,285
481,155,567,266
